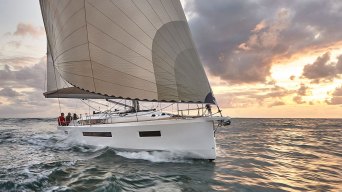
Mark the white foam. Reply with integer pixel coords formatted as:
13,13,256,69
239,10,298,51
115,151,191,163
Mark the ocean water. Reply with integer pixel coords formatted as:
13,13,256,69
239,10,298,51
0,118,341,192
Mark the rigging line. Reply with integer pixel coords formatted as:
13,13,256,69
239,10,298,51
88,1,178,74
112,0,178,70
81,99,101,112
130,102,175,118
84,0,97,92
87,99,109,107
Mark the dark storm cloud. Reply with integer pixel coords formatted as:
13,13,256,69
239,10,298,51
302,53,342,82
186,0,342,84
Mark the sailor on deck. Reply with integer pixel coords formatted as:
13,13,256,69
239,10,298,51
58,113,66,126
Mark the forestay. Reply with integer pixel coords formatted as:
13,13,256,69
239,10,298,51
40,0,215,104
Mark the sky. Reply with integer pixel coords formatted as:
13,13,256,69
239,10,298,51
0,0,341,118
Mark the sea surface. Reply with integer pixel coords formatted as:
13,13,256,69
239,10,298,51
0,118,341,192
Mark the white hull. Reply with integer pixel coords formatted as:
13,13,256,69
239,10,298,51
58,118,219,160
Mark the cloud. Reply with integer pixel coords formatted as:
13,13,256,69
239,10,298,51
293,96,305,104
0,87,22,97
326,86,342,105
13,23,45,38
292,84,309,104
0,56,46,89
297,84,309,96
302,53,336,81
0,56,39,68
186,0,342,84
216,85,295,108
302,53,342,82
336,55,342,73
6,41,22,48
268,101,285,108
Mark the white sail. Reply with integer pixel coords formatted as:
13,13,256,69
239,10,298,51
40,0,215,103
45,42,111,99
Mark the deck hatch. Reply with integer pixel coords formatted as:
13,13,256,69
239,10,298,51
83,132,112,137
139,131,161,137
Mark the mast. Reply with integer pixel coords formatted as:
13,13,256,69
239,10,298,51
132,100,140,112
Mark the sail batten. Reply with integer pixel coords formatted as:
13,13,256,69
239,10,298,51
40,0,215,104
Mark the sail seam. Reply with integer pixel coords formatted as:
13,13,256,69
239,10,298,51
159,0,198,74
53,25,86,56
146,0,203,94
56,62,177,91
86,25,175,77
87,1,176,75
84,0,97,92
56,59,182,91
57,63,181,93
88,41,175,78
52,8,85,51
54,42,89,62
90,60,180,90
112,0,177,70
57,68,158,94
170,0,212,90
51,0,79,51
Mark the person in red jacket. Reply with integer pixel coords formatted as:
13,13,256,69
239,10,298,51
58,113,66,126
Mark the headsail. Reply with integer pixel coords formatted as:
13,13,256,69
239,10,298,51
40,0,215,104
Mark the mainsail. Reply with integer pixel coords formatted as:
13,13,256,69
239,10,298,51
40,0,215,104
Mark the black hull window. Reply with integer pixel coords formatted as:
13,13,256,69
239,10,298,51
139,131,161,137
83,132,112,137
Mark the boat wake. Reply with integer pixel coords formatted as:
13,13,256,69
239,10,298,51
115,150,191,163
22,131,192,163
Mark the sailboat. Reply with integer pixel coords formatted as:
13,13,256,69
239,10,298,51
40,0,230,160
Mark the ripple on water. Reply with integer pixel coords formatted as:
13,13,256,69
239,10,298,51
1,118,342,191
